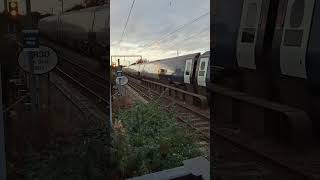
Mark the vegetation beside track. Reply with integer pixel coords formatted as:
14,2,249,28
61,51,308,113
111,99,202,178
8,99,201,179
9,128,112,180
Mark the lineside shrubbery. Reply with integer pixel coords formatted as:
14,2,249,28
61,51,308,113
13,99,201,179
111,100,202,178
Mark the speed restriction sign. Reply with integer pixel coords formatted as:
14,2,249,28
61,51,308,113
18,45,58,74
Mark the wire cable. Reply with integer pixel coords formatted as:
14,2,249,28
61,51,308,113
165,26,210,50
118,0,136,46
141,11,209,49
138,25,209,53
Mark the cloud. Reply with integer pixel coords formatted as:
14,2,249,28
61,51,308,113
111,0,210,64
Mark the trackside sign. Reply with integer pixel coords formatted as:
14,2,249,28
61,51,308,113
18,45,58,74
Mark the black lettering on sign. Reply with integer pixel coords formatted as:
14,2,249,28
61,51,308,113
38,59,48,64
34,66,46,71
31,51,50,58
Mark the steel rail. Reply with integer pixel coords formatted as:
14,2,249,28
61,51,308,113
55,67,109,106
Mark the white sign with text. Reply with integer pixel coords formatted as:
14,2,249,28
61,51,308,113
18,46,58,74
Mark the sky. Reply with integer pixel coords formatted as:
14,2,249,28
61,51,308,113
1,0,210,65
111,0,210,65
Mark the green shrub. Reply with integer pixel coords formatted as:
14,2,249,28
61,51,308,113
14,100,202,179
111,100,202,178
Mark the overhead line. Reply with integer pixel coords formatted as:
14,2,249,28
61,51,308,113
141,11,209,49
137,26,209,54
118,0,136,46
165,26,210,50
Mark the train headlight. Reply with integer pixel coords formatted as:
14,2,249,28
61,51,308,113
9,2,19,17
10,10,17,16
10,2,17,8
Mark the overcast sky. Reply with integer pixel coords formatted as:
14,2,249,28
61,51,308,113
111,0,210,65
1,0,210,65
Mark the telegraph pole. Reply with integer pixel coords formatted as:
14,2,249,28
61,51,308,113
25,0,38,124
0,66,6,180
1,1,8,179
0,0,9,180
61,0,64,13
4,0,8,12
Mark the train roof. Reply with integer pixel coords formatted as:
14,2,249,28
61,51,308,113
126,52,207,68
149,52,200,64
40,5,109,22
40,5,108,20
62,5,108,15
200,51,210,57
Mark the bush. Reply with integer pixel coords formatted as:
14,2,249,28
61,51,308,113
16,128,112,180
111,100,202,178
13,99,201,179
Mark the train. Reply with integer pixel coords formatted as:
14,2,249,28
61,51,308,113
212,0,320,138
38,5,109,60
123,51,210,96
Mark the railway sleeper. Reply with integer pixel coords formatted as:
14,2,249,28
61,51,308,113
190,118,208,123
193,122,210,128
198,126,210,132
209,83,313,147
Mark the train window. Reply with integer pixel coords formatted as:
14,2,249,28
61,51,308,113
246,3,258,27
199,71,205,77
160,69,166,73
185,62,191,75
198,61,206,77
241,28,255,43
290,0,305,28
200,61,206,70
283,29,303,47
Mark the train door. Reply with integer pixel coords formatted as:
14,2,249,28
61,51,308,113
236,0,262,69
280,0,315,78
197,57,209,87
184,59,192,84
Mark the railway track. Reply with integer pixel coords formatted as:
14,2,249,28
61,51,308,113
126,76,320,180
127,77,210,141
54,55,110,112
14,38,110,111
126,77,210,158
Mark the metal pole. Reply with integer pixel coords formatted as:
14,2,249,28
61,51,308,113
61,0,64,13
25,0,38,123
117,59,122,96
4,0,8,35
4,0,8,12
0,65,7,180
109,85,112,127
